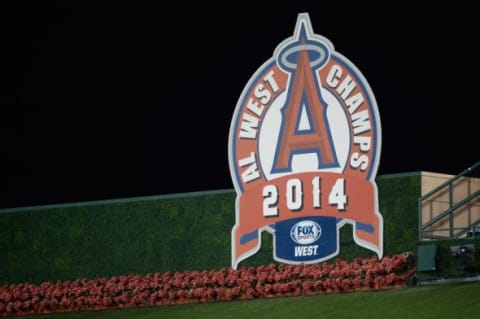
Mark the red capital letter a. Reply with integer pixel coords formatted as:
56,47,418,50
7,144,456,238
272,45,338,173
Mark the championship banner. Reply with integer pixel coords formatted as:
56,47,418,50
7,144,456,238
228,13,383,269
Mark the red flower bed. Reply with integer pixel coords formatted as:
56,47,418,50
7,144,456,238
0,253,415,317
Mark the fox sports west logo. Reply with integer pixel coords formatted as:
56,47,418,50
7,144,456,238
229,13,383,269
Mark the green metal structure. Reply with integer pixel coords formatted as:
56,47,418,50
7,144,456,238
419,161,480,241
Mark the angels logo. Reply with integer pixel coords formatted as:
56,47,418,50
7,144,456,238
228,12,383,269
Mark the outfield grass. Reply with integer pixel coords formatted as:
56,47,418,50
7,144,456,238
23,281,480,319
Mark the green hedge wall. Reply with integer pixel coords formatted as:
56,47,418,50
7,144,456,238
376,173,421,255
0,173,421,285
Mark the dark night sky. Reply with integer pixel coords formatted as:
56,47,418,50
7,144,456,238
1,2,478,209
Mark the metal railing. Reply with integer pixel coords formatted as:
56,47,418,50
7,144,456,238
419,161,480,241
